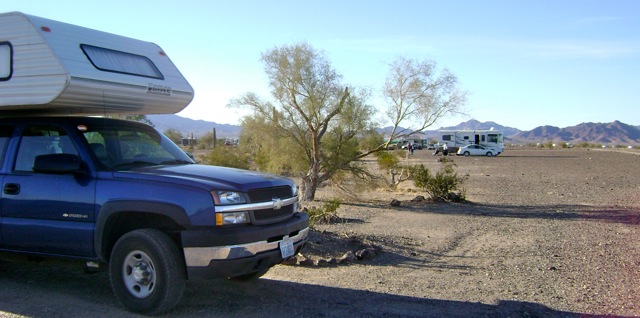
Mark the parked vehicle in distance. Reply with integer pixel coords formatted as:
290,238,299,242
438,130,504,155
457,144,498,157
401,142,422,150
386,140,404,150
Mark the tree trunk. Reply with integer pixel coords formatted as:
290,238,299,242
301,178,315,202
301,161,320,201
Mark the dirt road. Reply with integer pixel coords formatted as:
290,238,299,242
1,148,639,317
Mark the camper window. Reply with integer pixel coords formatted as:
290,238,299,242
80,44,164,79
0,42,12,81
488,134,499,143
442,135,452,141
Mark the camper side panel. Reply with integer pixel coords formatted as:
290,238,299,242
0,12,68,108
30,14,194,115
0,12,194,115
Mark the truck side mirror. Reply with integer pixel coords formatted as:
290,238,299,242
33,153,82,174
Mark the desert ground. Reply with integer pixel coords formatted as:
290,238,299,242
1,148,639,317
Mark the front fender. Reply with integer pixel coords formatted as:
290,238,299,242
94,200,191,261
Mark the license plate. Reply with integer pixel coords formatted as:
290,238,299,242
279,237,294,258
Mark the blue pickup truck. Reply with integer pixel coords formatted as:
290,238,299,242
0,116,309,314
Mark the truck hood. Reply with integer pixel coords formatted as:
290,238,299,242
114,164,295,192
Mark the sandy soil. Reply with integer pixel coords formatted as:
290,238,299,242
1,148,639,317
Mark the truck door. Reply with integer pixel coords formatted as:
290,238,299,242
0,125,15,245
1,124,96,256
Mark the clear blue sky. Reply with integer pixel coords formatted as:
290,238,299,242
5,0,639,130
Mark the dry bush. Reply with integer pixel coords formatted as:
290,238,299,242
410,163,465,200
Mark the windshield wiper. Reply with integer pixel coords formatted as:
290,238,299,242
160,159,194,165
111,160,159,169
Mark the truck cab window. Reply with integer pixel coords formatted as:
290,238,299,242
0,125,14,167
15,125,77,172
81,125,193,170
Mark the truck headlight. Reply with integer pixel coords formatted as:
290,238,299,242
216,212,249,225
212,191,249,225
290,183,300,212
212,191,246,205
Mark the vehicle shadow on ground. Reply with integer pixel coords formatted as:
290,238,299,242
0,260,595,318
420,201,640,225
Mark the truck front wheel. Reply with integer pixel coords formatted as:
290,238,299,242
109,229,186,315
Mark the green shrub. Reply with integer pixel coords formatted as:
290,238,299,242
410,163,464,200
202,146,250,170
376,150,400,171
306,199,341,228
577,142,602,149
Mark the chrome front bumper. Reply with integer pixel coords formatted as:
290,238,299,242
183,227,309,267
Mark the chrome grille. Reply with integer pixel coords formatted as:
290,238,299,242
247,186,292,202
247,186,295,223
253,205,294,221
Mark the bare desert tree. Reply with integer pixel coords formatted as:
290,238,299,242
230,47,466,201
230,43,375,201
380,57,467,149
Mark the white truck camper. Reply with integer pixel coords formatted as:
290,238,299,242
437,129,505,155
0,11,193,115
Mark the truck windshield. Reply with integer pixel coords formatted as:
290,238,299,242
80,123,194,170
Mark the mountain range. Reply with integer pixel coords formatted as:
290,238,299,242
147,115,640,146
512,120,640,145
147,114,240,138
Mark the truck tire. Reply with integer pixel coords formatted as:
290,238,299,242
109,229,186,315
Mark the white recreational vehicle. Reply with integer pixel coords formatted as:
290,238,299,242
437,129,504,155
0,11,193,115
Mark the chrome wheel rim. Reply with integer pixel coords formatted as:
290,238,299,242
122,250,156,298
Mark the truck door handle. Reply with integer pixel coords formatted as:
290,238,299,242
4,183,20,195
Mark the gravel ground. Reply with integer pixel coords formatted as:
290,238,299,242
1,148,639,317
